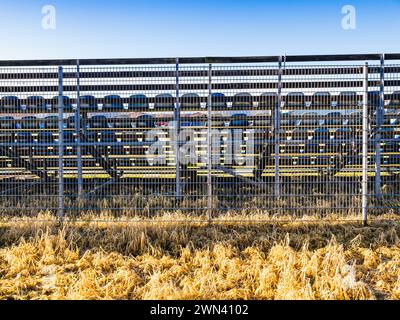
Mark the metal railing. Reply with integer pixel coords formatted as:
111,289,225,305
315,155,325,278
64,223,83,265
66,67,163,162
1,53,400,224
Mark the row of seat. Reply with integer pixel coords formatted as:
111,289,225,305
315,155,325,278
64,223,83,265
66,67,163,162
1,91,400,111
1,110,399,130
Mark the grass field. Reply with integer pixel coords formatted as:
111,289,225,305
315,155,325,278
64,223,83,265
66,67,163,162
0,213,399,300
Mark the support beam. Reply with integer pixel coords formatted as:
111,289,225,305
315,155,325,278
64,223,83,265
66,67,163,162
57,66,65,222
75,60,83,198
207,63,213,221
362,63,369,226
375,54,385,197
274,56,283,198
174,58,181,200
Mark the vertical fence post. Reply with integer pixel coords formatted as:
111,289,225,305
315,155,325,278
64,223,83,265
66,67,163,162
362,63,369,226
57,66,65,222
274,56,283,199
207,63,213,222
174,58,181,200
375,54,385,197
75,60,83,198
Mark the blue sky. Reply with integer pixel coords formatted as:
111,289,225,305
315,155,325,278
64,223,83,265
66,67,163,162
0,0,399,59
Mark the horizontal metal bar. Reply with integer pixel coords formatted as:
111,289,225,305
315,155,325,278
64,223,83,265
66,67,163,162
0,53,399,67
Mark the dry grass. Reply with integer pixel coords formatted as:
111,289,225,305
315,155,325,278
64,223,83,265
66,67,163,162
0,213,399,300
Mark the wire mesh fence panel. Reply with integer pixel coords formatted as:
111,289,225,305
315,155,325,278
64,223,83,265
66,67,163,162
369,62,400,216
0,56,399,221
0,67,61,217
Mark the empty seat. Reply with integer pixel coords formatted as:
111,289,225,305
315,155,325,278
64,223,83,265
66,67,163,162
112,117,134,128
89,115,109,129
285,92,305,108
301,112,320,126
16,132,34,143
51,96,73,112
103,95,124,111
313,127,331,141
229,114,249,127
38,131,55,143
232,93,253,109
0,116,15,130
389,91,400,108
136,114,155,128
0,96,20,111
154,94,174,110
337,92,359,107
16,132,34,155
211,93,227,109
44,115,59,129
25,96,47,112
181,93,201,110
99,131,121,154
325,112,343,126
0,132,14,143
21,116,39,129
311,92,331,108
36,132,55,155
347,111,362,126
79,95,98,111
259,92,278,110
128,94,149,110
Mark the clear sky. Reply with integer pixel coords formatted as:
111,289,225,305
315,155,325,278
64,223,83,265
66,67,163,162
0,0,399,60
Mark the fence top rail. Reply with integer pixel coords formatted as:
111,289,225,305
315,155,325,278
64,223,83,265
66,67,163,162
0,53,399,67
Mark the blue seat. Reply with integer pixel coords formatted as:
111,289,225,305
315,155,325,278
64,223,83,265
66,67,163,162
154,94,174,110
44,115,59,129
232,93,253,109
128,94,149,110
211,93,227,110
301,112,320,127
15,132,34,155
337,92,359,108
136,114,155,128
389,91,400,108
99,131,121,154
229,114,249,127
25,96,48,112
103,95,124,111
89,115,109,129
16,132,34,143
36,132,55,155
313,127,330,141
311,92,331,108
0,116,15,130
79,95,98,111
21,116,39,129
347,111,362,126
325,112,343,126
259,92,278,110
181,93,201,110
285,92,305,108
0,96,20,111
51,96,73,112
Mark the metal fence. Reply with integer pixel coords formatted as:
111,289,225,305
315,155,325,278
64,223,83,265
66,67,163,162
1,54,400,223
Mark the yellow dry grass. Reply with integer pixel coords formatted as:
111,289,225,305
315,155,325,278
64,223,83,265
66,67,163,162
0,213,399,300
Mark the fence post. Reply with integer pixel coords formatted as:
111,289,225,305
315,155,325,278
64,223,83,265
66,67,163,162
174,58,181,200
274,56,283,199
57,66,65,222
75,60,83,198
375,54,385,197
362,63,369,226
207,63,213,222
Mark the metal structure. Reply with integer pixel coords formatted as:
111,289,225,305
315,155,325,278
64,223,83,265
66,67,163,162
1,53,400,223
